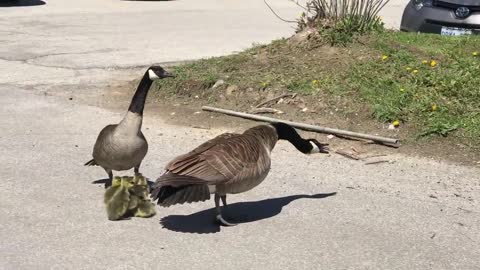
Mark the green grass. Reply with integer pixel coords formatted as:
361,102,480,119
154,31,480,149
348,32,480,145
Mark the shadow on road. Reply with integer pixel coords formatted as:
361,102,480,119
0,0,46,7
160,192,337,234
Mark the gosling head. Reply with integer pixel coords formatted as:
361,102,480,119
147,66,175,81
120,176,135,189
112,177,122,187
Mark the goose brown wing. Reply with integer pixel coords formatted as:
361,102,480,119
160,133,262,186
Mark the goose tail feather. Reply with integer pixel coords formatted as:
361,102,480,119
150,174,211,207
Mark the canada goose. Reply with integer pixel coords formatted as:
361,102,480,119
150,122,329,226
85,66,174,187
104,176,135,221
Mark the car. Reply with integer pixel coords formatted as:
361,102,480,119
400,0,480,36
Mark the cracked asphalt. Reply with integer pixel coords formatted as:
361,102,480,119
1,0,479,269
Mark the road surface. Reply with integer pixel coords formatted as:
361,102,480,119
1,0,479,269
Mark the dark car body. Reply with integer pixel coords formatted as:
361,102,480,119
401,0,480,35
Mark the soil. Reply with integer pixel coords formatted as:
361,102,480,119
103,79,480,168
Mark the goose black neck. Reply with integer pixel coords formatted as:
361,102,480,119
271,122,312,154
128,71,153,115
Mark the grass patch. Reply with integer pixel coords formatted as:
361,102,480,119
154,31,480,150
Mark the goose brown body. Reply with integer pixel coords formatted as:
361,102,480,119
91,114,148,172
157,125,277,196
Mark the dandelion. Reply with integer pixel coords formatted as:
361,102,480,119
392,120,400,127
473,51,478,57
261,82,268,87
432,104,438,111
422,60,428,64
406,67,412,71
382,55,389,61
311,79,319,85
430,60,437,67
400,88,405,92
413,69,418,74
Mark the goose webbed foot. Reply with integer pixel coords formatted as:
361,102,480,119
214,194,237,226
216,214,237,226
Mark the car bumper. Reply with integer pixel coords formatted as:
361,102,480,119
400,2,480,34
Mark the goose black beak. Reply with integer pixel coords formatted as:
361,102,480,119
309,139,329,154
162,71,175,78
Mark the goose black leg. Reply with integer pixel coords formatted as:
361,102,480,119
104,169,113,189
134,165,140,175
215,193,237,226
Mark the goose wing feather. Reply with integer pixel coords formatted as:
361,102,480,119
158,133,265,187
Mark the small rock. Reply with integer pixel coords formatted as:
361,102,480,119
194,111,201,114
212,80,225,89
277,98,284,104
388,124,395,130
301,108,308,112
327,134,335,139
194,95,199,99
68,97,73,100
225,85,238,96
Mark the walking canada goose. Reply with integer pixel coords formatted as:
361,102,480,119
85,66,174,187
150,122,329,226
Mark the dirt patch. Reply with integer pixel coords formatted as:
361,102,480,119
102,79,480,168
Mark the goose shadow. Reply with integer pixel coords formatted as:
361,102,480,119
0,0,46,7
160,192,337,234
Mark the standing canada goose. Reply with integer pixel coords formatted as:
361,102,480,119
150,122,329,226
85,66,174,187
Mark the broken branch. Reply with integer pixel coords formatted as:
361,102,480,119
202,106,400,146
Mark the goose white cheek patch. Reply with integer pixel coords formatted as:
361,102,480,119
309,141,320,154
148,69,160,80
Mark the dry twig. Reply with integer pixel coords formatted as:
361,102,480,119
249,108,284,114
255,93,297,108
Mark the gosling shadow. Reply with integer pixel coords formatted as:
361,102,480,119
0,0,46,7
160,192,337,234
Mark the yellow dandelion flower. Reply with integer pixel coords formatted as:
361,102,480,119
382,55,388,61
392,120,400,127
406,67,411,71
312,79,319,85
413,69,418,74
473,51,478,57
400,88,405,92
430,60,437,67
261,82,268,87
422,60,428,64
431,104,438,111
